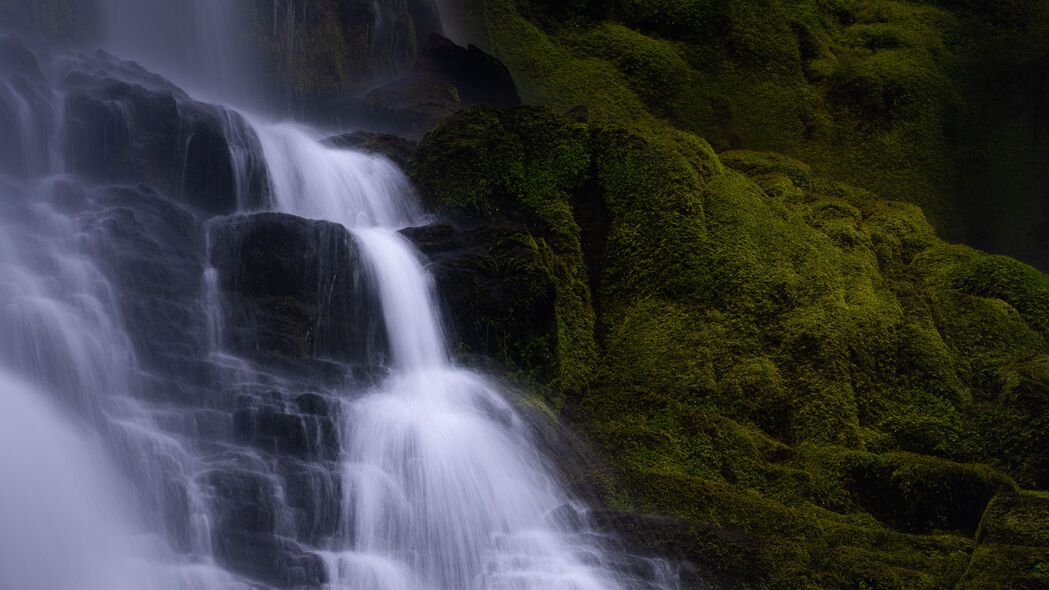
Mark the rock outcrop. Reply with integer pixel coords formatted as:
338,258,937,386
209,212,386,368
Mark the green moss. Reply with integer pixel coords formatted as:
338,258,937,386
959,490,1049,589
408,107,597,395
410,97,1049,586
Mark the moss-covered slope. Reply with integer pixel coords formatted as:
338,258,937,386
409,105,1049,588
459,0,1049,272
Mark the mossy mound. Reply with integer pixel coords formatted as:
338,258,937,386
409,105,1049,588
959,490,1049,589
462,0,1049,272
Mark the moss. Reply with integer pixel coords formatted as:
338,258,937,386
564,23,705,125
408,107,598,396
950,255,1049,338
960,490,1049,589
410,101,1049,587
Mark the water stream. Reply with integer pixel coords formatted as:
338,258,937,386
0,3,681,588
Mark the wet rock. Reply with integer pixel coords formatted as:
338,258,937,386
84,184,211,379
277,456,342,543
415,33,521,108
209,212,386,366
364,71,463,137
204,468,280,534
217,531,326,589
359,34,520,136
402,222,559,384
323,130,416,167
60,52,269,214
203,458,327,587
232,391,341,461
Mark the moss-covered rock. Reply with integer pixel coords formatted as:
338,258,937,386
409,105,1049,588
959,490,1049,589
462,0,1049,273
409,107,597,397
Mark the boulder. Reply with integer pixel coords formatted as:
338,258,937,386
360,35,521,136
209,212,386,366
415,33,521,107
364,71,463,137
60,51,269,214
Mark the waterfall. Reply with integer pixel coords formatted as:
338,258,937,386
0,367,151,590
249,120,672,589
0,2,680,588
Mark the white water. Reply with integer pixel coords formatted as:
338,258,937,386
0,368,152,590
0,37,254,587
251,120,657,589
0,180,253,589
0,2,679,587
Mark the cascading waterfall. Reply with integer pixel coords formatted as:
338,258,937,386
249,121,673,589
0,176,251,590
0,2,681,588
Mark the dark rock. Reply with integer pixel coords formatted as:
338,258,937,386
232,391,341,461
277,456,343,543
60,52,269,214
209,212,386,366
357,34,521,136
364,71,463,137
204,465,326,589
204,468,280,534
83,184,211,379
323,130,417,167
216,530,326,588
401,222,559,384
415,33,521,108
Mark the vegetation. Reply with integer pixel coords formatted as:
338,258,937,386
409,104,1049,587
461,0,1049,269
404,3,1049,585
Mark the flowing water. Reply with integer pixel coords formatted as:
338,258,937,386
251,121,664,589
0,3,682,589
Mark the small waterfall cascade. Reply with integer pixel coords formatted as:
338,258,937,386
248,121,678,589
